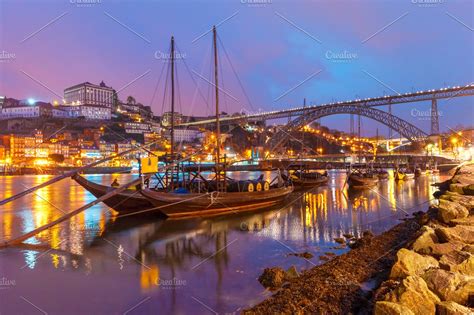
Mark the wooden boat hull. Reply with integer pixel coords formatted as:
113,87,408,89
291,176,329,187
140,185,294,218
72,174,156,214
347,174,379,188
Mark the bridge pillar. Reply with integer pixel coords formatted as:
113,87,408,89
431,99,439,135
388,102,392,140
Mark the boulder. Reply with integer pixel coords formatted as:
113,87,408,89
430,242,465,258
450,183,466,195
374,301,415,315
451,216,474,226
390,248,439,279
285,266,299,280
384,275,440,315
451,255,474,276
441,191,474,211
437,199,469,224
435,225,474,244
258,267,285,289
439,250,472,270
334,237,345,244
422,268,474,305
436,301,473,315
462,244,474,254
411,226,438,254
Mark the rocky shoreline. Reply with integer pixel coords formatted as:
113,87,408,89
244,163,474,315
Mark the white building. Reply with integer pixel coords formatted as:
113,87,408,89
166,128,202,143
64,81,115,108
1,103,52,120
124,122,151,134
78,105,111,120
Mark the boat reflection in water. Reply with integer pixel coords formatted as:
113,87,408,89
0,171,444,314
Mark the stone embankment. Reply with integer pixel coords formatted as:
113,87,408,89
245,163,474,315
374,163,474,315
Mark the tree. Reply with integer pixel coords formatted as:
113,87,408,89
126,96,136,105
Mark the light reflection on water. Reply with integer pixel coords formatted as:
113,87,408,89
0,171,444,314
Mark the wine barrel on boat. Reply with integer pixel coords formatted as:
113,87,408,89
227,180,255,192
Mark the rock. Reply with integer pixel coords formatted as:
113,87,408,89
462,244,474,254
435,225,474,244
334,237,345,244
450,183,466,195
436,301,473,315
343,233,354,239
451,216,474,226
374,301,415,315
430,242,465,258
437,199,469,224
390,248,439,279
411,226,438,254
258,267,285,289
384,275,440,315
439,250,472,271
451,255,474,276
363,230,374,238
324,252,336,256
319,255,330,261
422,268,474,305
442,192,474,211
348,232,374,249
288,251,314,259
285,266,299,280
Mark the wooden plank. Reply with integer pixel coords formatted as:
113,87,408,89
0,177,143,248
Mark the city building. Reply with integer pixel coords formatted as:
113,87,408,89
77,105,111,120
64,81,115,108
0,101,53,120
164,128,202,143
124,122,151,134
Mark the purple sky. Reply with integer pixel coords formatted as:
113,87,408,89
1,0,473,136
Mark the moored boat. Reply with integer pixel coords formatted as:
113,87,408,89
138,28,294,219
347,170,379,188
140,184,293,218
72,174,156,214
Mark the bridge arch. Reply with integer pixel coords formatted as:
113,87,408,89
268,104,428,151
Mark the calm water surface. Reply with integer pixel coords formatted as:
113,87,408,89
0,171,445,314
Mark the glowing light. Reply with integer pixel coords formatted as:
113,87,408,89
27,98,36,105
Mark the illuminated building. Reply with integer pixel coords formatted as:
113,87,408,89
64,81,115,108
124,122,151,134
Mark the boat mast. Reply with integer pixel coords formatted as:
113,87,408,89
170,36,175,189
213,26,223,190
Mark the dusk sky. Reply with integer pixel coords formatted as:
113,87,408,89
1,0,473,136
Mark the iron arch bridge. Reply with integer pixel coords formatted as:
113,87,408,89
268,103,428,151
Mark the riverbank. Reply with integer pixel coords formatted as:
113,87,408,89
244,163,474,314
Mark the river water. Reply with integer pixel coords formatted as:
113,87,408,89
0,171,445,314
